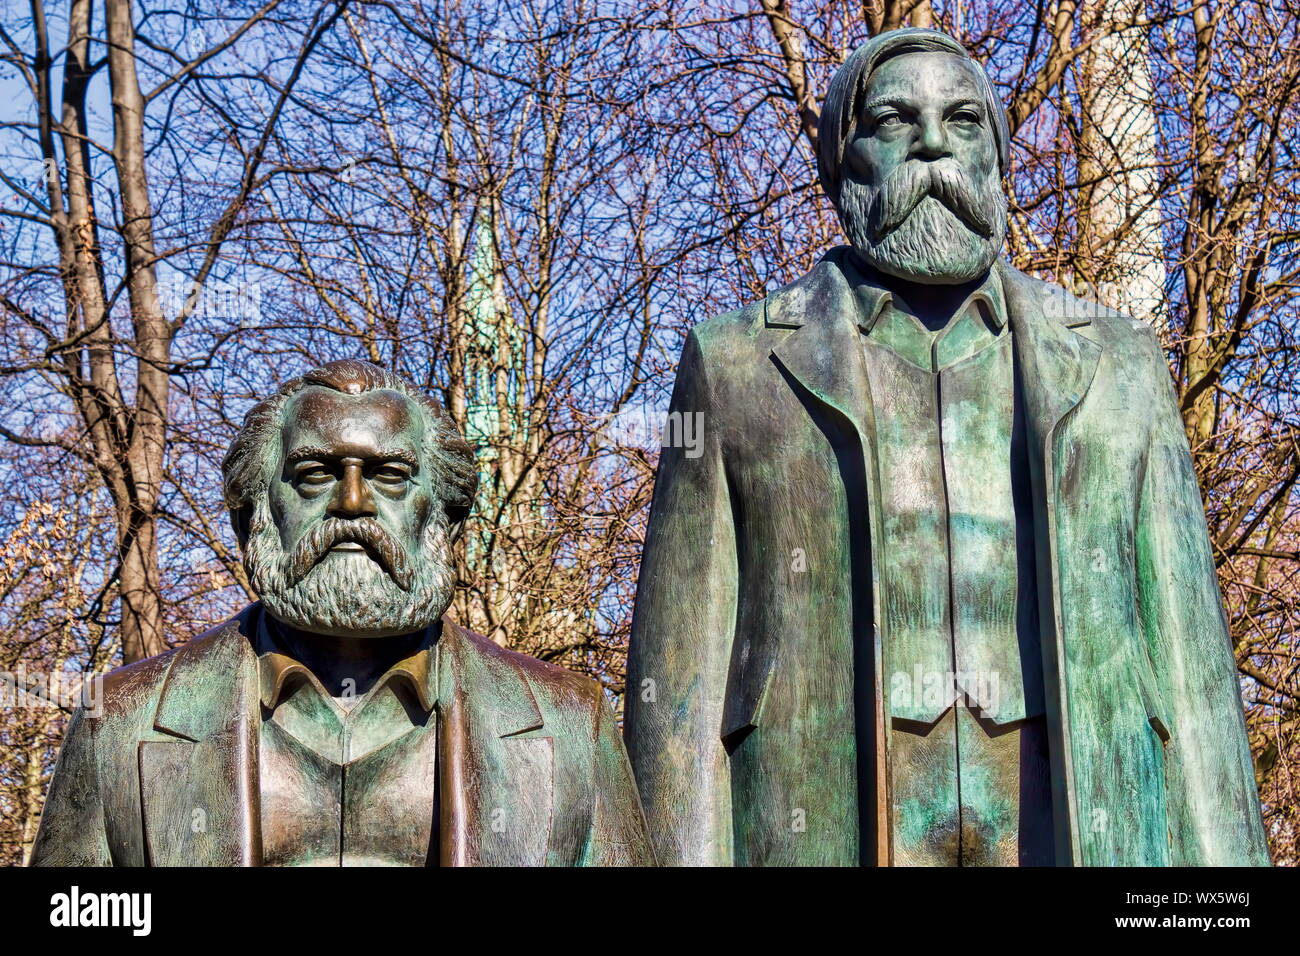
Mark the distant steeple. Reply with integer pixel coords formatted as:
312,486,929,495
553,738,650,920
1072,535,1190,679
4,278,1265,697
462,198,527,563
465,199,505,451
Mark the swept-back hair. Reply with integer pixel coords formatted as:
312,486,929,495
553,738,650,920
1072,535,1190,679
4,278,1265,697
817,28,1010,207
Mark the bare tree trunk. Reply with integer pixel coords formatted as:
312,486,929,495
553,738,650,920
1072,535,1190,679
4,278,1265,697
33,0,168,662
760,0,821,152
104,0,170,660
908,1,935,29
12,1,334,662
1181,0,1223,445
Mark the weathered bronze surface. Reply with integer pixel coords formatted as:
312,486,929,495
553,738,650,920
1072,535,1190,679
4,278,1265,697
32,360,652,866
625,28,1270,866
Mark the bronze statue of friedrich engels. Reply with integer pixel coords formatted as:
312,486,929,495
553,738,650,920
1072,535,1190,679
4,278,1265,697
625,28,1270,866
32,360,652,866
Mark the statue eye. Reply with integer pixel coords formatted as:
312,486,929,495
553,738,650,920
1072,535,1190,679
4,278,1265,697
296,466,334,486
373,464,411,485
875,111,905,129
950,109,981,125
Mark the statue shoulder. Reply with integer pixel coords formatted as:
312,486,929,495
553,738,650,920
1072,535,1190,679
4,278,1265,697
687,256,843,373
96,605,256,722
1001,264,1164,360
447,621,604,717
95,648,177,722
687,299,766,366
515,650,606,715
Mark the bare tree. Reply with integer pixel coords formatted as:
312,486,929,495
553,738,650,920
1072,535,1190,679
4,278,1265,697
1,0,1295,862
0,0,344,661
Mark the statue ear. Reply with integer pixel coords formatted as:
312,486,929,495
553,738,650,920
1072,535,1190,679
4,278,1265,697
445,503,470,544
230,505,253,550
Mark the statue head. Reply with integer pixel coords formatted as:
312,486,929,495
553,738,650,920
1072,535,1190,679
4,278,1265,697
222,360,478,639
818,28,1010,284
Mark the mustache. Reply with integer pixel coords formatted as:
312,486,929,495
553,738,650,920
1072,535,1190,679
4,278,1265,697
870,159,996,240
286,516,414,592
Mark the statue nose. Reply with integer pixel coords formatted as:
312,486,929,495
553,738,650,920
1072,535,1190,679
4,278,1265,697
329,460,377,518
912,116,950,160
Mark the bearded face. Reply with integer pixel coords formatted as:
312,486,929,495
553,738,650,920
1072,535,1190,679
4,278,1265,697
839,156,1007,283
245,503,454,639
241,385,457,639
837,50,1007,285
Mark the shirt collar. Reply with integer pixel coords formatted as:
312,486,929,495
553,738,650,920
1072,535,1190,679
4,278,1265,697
255,611,439,715
843,253,1008,335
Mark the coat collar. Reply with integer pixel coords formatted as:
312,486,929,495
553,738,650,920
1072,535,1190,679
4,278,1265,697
840,252,1009,335
768,248,1102,453
150,609,545,741
144,606,552,866
254,614,440,715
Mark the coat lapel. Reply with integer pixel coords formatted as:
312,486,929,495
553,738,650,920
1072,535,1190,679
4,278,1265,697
438,619,553,866
769,250,890,865
998,260,1104,866
141,606,261,866
998,260,1104,461
771,254,1103,449
768,251,877,439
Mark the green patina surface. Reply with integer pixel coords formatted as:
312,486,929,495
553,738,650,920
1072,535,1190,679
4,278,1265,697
625,250,1270,866
626,27,1268,868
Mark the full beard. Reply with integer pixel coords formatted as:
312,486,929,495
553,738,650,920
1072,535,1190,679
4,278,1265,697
243,503,455,638
839,160,1007,284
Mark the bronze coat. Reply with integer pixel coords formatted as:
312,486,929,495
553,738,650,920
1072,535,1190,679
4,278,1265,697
31,605,652,867
625,249,1269,866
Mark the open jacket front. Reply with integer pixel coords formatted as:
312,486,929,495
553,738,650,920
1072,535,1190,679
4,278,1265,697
625,248,1269,867
32,605,651,867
